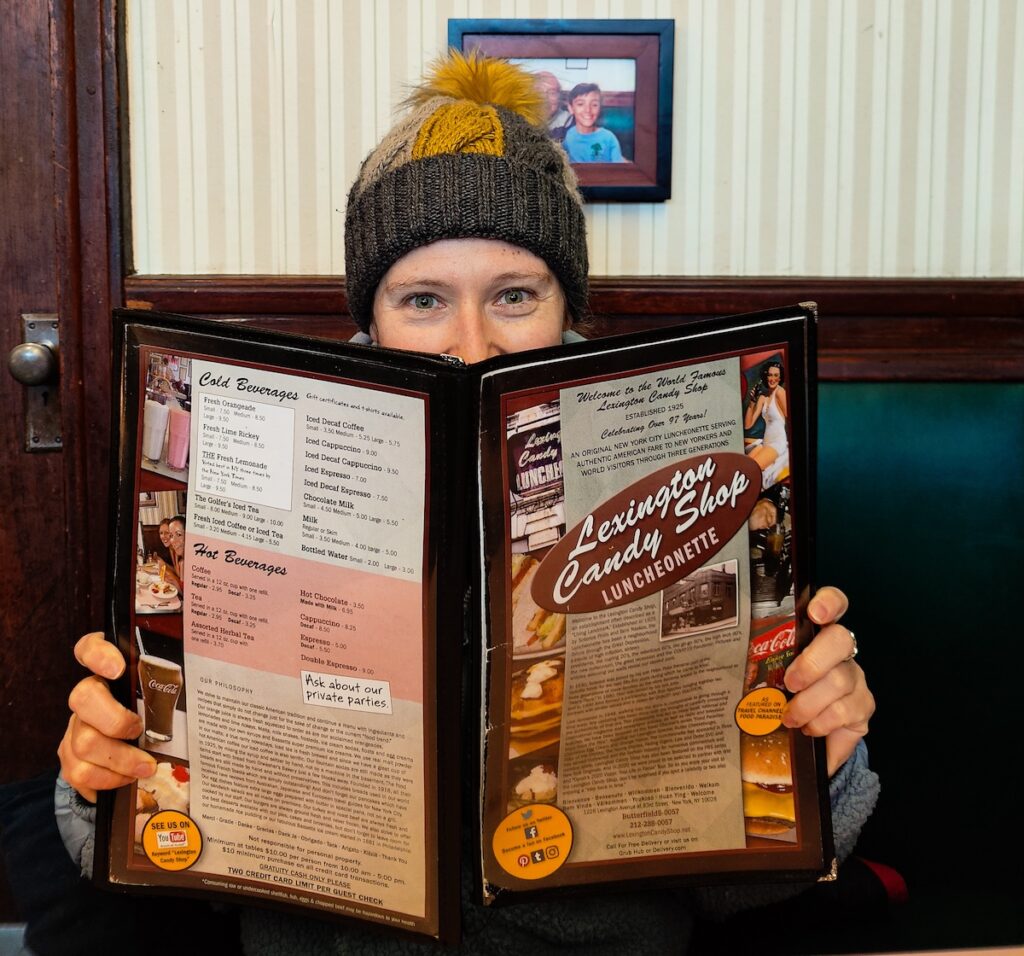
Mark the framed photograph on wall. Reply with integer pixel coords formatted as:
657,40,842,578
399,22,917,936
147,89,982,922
448,19,674,202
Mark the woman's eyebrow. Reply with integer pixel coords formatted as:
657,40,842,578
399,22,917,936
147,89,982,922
380,277,457,296
488,271,553,285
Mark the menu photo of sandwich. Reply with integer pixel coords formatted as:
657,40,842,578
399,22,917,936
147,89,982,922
508,656,564,758
510,553,566,657
740,729,796,842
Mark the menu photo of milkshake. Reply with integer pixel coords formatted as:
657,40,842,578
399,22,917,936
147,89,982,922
141,353,192,481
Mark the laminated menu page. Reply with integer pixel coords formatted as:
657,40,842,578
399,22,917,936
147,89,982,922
96,305,832,944
475,304,833,901
97,310,466,942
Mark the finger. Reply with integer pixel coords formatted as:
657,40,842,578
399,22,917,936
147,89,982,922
74,632,126,681
58,717,153,802
67,714,156,780
784,624,857,692
806,586,849,627
782,662,860,730
790,684,873,741
57,726,99,803
68,675,143,741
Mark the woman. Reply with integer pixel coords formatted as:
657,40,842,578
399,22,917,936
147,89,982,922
152,516,174,567
57,53,875,954
165,513,186,589
745,360,789,485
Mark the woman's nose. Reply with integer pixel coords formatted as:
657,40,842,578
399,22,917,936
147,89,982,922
449,308,499,364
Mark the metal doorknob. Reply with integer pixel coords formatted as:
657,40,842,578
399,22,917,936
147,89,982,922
8,342,58,386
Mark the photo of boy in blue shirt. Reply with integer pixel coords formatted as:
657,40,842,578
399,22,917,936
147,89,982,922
562,83,626,163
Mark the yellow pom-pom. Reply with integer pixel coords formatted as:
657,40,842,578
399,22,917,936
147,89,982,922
405,49,546,127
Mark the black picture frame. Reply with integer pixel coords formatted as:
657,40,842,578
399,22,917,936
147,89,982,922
448,19,674,202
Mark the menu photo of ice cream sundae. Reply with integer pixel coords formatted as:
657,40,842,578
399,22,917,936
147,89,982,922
133,760,191,851
508,656,564,758
507,756,559,812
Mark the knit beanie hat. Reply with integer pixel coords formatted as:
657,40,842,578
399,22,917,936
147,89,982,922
344,51,589,331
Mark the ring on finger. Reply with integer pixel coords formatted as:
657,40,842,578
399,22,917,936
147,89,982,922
843,630,858,662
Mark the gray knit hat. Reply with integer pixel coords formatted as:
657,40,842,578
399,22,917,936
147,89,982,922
344,52,589,331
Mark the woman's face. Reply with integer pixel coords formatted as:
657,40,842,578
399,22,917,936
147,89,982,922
766,365,781,389
370,239,567,364
568,91,601,132
168,520,186,558
158,522,171,547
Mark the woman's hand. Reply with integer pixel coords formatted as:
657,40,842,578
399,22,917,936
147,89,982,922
782,587,875,776
57,633,156,802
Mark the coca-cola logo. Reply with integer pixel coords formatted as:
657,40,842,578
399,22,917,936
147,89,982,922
532,453,762,613
148,678,181,694
748,625,796,660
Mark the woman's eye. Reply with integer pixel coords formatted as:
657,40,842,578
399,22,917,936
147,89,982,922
409,294,438,310
499,289,531,306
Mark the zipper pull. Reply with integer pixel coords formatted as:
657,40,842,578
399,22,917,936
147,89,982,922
439,353,466,368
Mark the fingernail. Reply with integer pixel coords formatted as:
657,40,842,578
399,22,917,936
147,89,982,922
780,703,796,727
135,761,156,778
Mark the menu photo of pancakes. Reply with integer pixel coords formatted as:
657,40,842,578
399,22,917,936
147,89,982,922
510,553,566,657
508,656,565,758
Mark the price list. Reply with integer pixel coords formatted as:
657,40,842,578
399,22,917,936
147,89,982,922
195,394,294,509
188,360,425,584
296,400,423,581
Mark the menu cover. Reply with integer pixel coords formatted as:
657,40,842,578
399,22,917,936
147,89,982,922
95,304,831,944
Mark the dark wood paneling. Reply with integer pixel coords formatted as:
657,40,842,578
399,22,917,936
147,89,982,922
67,0,123,628
124,275,1024,381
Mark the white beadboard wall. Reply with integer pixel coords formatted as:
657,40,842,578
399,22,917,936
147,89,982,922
125,0,1024,278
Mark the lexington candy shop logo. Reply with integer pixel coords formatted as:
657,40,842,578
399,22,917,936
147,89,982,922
532,454,762,614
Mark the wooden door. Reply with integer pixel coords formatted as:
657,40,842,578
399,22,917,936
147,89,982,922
1,0,118,794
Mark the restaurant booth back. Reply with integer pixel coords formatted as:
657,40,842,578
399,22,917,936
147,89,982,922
2,378,1021,954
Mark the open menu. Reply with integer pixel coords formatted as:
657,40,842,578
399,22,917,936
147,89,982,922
96,304,832,944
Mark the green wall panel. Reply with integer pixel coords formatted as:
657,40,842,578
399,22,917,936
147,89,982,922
817,383,1024,886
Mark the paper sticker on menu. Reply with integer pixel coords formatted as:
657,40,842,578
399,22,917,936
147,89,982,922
195,392,294,509
188,361,424,580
